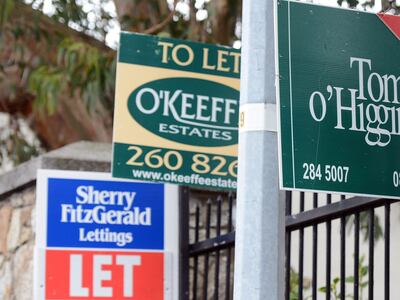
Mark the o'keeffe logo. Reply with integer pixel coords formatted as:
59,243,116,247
127,77,239,147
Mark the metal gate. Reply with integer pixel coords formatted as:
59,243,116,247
180,188,399,300
179,187,235,300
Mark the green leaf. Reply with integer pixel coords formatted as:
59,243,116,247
360,266,368,276
333,277,340,284
0,0,14,27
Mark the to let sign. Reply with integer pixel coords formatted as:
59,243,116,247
112,33,240,190
278,0,400,198
34,170,179,300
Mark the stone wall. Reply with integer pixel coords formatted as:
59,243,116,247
0,142,112,300
0,187,35,300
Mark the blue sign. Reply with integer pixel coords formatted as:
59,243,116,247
46,178,164,250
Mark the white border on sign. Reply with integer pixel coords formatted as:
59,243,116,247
287,0,296,188
275,0,297,189
164,184,179,300
34,169,179,300
33,247,46,300
275,0,285,190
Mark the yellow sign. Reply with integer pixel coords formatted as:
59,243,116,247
112,33,240,190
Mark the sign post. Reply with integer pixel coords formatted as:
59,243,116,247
112,33,240,190
278,0,400,198
34,170,179,300
234,0,284,299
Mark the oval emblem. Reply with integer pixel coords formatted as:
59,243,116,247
127,77,239,147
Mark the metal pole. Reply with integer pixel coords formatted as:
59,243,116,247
233,0,285,299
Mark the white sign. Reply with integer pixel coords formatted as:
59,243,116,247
33,170,179,300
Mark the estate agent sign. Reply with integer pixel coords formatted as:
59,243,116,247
112,33,240,190
34,170,179,300
278,0,400,198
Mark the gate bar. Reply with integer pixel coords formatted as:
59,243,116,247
286,197,396,230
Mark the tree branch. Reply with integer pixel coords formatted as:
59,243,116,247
144,9,175,35
13,2,111,52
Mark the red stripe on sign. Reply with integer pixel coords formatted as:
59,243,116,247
45,249,164,300
377,12,400,40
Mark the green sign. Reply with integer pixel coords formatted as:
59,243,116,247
278,0,400,198
112,33,240,190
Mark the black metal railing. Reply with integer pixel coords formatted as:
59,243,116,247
180,187,236,300
285,192,399,300
180,188,399,300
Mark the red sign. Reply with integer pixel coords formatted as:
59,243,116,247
45,250,164,300
377,12,400,40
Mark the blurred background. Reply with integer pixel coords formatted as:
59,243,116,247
0,0,398,174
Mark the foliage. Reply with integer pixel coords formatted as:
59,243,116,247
319,277,345,300
0,0,14,28
3,130,40,165
3,0,242,116
28,66,64,114
28,38,115,114
319,255,369,300
346,212,383,243
0,116,42,169
289,267,311,300
26,0,116,42
337,0,360,8
338,0,400,11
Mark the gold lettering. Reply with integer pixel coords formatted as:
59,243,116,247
172,44,194,66
157,41,174,63
230,52,241,74
217,50,230,72
202,48,216,70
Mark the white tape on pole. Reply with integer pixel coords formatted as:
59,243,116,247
239,103,277,133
